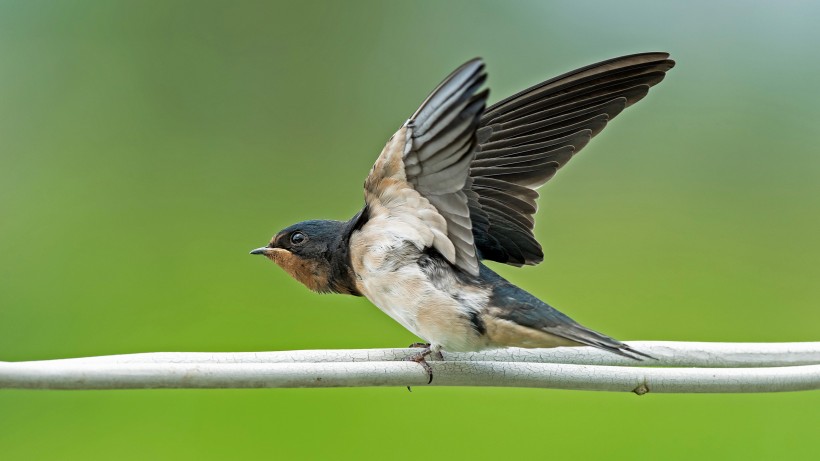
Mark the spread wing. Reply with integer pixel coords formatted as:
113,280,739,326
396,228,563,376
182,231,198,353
469,52,675,266
363,59,488,276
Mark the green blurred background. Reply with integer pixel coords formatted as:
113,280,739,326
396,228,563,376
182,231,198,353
2,1,819,459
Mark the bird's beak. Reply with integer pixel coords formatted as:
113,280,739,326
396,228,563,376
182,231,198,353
249,247,271,255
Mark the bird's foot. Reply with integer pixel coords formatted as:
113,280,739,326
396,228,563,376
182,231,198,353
406,347,434,384
408,342,444,360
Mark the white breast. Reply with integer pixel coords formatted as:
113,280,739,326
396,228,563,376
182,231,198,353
348,222,432,336
348,215,490,351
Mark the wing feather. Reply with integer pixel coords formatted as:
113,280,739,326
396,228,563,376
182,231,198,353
362,53,674,273
470,52,675,265
363,59,488,276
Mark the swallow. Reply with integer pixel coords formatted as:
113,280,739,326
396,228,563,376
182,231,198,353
251,52,675,382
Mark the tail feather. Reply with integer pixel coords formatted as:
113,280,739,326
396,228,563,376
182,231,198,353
481,264,654,360
555,325,655,361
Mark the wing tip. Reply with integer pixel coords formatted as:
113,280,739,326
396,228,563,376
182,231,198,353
411,58,488,123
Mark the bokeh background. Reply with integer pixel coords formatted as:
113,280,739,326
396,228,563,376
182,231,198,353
2,1,819,459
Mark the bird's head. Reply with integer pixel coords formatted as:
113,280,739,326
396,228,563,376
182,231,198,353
250,220,348,294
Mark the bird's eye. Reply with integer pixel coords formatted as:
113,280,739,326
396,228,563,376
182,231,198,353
290,232,306,245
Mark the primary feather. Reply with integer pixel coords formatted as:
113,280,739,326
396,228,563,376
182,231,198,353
470,52,675,266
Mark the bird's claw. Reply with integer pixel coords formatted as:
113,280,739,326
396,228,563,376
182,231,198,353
406,347,434,384
408,342,431,349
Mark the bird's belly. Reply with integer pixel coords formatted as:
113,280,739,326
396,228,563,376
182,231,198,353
357,267,433,336
352,248,489,352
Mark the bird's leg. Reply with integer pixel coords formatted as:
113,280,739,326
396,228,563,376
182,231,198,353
408,343,443,360
406,346,435,384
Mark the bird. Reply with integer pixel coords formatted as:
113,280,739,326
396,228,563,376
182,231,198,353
251,52,675,382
